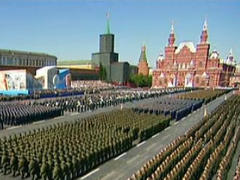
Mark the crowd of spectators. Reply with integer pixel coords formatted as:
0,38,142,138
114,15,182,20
71,80,115,90
0,79,190,130
30,89,178,113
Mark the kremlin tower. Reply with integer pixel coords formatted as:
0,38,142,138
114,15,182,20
138,45,149,76
165,22,177,64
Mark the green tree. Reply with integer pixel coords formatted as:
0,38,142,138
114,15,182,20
129,74,152,87
147,75,152,87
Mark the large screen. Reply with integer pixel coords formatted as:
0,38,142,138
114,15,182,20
56,69,71,89
0,70,26,90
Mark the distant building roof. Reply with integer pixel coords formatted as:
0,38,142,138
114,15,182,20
57,60,91,66
235,64,240,73
210,50,219,59
157,54,164,61
175,42,196,54
226,49,236,66
59,69,69,73
0,48,57,58
130,65,138,68
111,61,129,65
37,66,57,71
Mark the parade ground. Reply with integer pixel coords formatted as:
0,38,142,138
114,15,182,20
80,91,234,180
0,91,236,180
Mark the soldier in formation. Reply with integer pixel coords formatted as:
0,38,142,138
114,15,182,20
0,102,62,128
0,108,170,180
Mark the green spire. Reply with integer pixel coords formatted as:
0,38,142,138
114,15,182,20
106,12,111,34
139,45,147,62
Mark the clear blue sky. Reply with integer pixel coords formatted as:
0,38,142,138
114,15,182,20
0,0,239,68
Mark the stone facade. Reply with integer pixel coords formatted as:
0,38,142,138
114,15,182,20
230,64,240,87
111,62,130,83
138,45,149,76
152,21,236,88
0,49,57,75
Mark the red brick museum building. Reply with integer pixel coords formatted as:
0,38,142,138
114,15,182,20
152,20,236,88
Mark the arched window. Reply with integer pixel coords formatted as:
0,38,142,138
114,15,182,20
196,77,199,84
159,80,162,85
164,78,167,84
201,80,205,86
182,63,185,69
3,57,6,65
